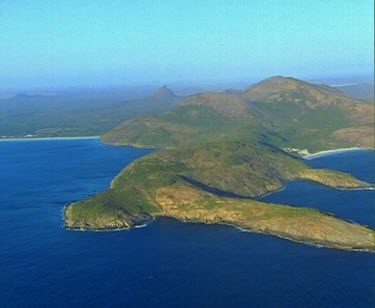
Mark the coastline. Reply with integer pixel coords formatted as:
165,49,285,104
0,136,99,142
304,147,369,160
63,213,375,252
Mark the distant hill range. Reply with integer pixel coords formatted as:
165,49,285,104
334,83,374,101
0,85,180,138
102,76,374,150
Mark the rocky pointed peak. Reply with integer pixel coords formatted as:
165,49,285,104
152,85,176,98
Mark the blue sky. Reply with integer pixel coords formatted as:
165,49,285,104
0,0,373,89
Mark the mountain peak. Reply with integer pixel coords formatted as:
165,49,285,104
152,85,176,98
248,76,307,90
244,76,348,107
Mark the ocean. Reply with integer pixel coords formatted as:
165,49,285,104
0,138,374,307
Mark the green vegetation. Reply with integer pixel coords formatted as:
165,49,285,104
65,76,375,251
102,76,374,150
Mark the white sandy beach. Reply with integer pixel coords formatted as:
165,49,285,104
304,147,368,160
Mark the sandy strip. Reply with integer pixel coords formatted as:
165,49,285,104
304,147,367,160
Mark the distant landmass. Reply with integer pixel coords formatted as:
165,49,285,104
334,83,374,101
0,85,180,138
65,76,375,251
152,85,178,98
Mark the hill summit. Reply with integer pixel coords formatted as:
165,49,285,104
152,85,176,98
244,75,346,107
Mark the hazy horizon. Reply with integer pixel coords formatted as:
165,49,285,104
0,1,374,90
1,73,373,95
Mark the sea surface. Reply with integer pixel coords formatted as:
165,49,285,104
0,138,374,307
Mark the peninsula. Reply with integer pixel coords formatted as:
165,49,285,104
65,76,375,251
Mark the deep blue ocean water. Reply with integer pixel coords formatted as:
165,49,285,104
0,139,374,307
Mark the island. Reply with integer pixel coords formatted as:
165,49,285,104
65,76,375,251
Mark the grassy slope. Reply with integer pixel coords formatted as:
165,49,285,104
101,93,253,148
66,76,375,250
65,141,374,250
102,77,374,151
243,76,374,150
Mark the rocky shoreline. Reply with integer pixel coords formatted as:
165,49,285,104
64,178,375,253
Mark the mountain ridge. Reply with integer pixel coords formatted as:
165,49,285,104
102,76,374,150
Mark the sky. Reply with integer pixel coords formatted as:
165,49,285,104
0,0,373,89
